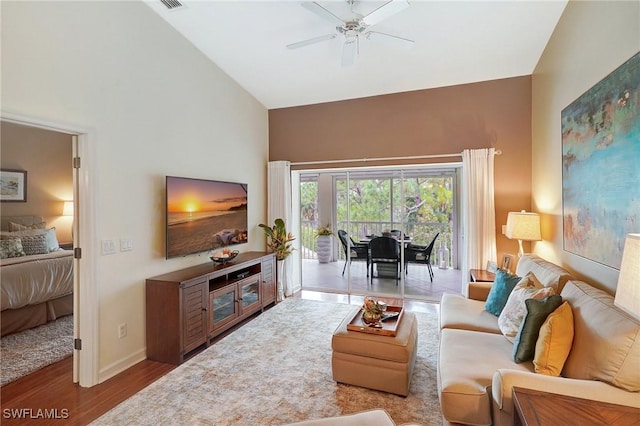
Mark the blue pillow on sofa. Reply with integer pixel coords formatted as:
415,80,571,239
485,269,521,316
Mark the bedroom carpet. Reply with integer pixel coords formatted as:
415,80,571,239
0,315,74,386
93,299,443,425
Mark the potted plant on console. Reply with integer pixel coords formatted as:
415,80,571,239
259,218,295,301
315,224,333,264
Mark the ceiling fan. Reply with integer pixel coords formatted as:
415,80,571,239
287,0,414,66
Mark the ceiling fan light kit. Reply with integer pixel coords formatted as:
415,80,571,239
287,0,414,66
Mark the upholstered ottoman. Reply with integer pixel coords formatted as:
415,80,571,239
331,308,418,396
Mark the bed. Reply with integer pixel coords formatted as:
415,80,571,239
1,215,74,336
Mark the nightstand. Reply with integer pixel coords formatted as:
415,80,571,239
512,386,640,425
59,242,73,250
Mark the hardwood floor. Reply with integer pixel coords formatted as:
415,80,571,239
0,357,174,425
0,291,439,425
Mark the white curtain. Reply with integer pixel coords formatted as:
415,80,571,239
461,148,497,296
267,161,296,297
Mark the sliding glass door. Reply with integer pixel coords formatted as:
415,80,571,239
297,165,458,301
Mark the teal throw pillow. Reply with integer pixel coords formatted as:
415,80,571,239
485,269,521,316
513,295,563,363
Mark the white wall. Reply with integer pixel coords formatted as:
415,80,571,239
531,1,640,293
2,1,268,381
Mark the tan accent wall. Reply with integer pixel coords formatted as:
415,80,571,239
269,76,533,261
532,1,639,293
0,122,73,243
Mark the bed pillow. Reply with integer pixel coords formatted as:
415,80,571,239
512,295,563,363
533,301,574,376
498,272,555,341
1,228,43,239
8,221,46,232
0,238,26,258
0,227,59,252
485,269,521,316
20,233,49,256
41,227,60,252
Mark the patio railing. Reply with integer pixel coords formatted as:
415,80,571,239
300,220,453,266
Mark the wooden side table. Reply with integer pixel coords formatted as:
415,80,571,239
469,269,495,282
512,386,640,425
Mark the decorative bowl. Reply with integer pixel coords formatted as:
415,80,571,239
210,250,239,265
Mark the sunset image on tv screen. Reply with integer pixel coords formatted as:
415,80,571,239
166,176,247,258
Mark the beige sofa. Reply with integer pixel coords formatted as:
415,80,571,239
438,254,640,425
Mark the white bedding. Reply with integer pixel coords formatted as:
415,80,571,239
0,250,74,310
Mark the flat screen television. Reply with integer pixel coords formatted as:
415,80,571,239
165,176,248,259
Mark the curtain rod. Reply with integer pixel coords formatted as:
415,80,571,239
290,149,502,166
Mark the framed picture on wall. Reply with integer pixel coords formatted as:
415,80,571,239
561,52,640,269
501,254,514,273
0,169,27,202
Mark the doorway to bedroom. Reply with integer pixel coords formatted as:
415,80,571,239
0,116,92,387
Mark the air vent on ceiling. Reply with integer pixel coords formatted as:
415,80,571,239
160,0,183,10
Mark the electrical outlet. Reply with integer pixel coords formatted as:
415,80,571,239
118,323,127,339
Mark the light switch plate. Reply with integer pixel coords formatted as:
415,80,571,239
120,238,133,252
101,239,116,255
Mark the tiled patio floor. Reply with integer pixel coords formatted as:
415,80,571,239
299,258,463,303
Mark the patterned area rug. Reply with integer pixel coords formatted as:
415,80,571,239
1,315,74,386
93,299,442,425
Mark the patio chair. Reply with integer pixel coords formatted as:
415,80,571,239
369,236,401,285
337,230,369,276
405,233,439,282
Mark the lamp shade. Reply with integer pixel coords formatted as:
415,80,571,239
505,211,542,241
63,201,74,216
614,234,640,320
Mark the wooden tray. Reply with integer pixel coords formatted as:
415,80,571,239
346,305,404,337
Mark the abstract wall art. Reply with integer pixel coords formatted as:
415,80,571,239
562,51,640,269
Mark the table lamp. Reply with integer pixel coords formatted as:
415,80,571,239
505,210,541,257
63,201,74,217
614,234,640,320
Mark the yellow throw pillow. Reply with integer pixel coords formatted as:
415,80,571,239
533,301,574,376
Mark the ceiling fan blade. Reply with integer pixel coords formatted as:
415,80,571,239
341,36,358,67
361,0,410,27
287,33,337,49
365,31,414,49
301,2,345,27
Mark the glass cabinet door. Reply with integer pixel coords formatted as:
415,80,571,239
239,277,260,313
210,286,238,332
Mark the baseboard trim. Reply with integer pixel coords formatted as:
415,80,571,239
98,347,146,383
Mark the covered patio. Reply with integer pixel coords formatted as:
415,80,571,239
300,258,462,302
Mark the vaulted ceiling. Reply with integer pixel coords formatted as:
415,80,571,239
145,0,567,109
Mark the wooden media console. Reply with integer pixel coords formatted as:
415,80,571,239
146,251,276,364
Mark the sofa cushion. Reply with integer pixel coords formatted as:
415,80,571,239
439,293,501,334
485,269,521,316
285,409,396,426
515,254,573,293
534,301,574,376
438,328,533,425
561,280,640,392
513,295,563,363
498,273,555,341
